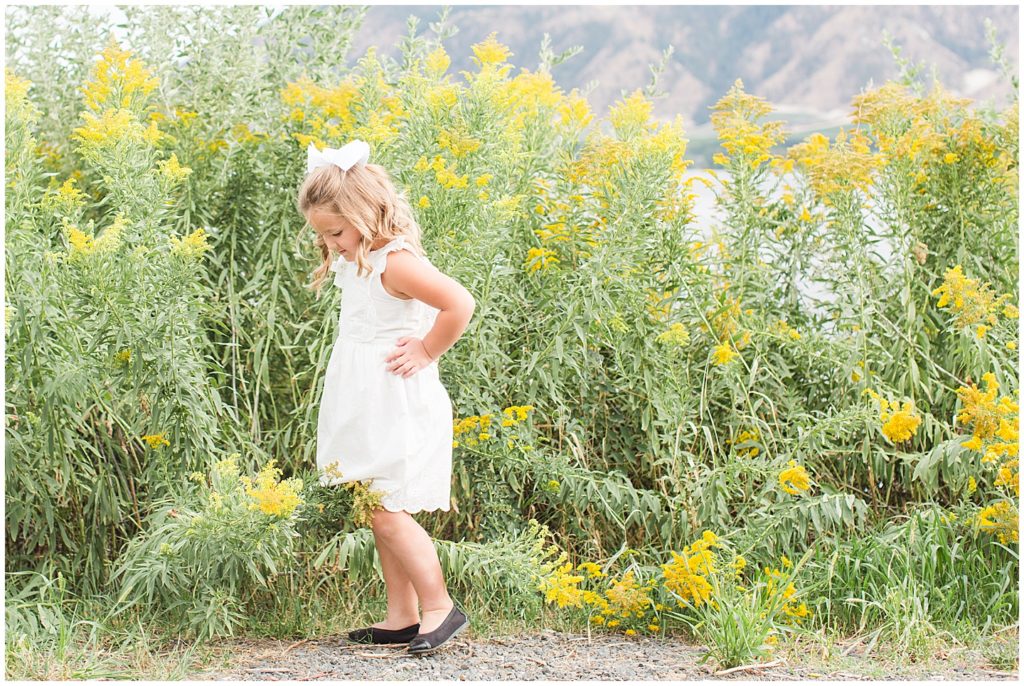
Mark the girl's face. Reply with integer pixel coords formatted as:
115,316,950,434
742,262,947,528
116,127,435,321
307,208,362,260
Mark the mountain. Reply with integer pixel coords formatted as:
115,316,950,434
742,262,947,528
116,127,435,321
346,4,1019,134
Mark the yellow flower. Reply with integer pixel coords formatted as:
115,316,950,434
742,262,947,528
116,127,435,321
156,153,192,184
993,459,1019,496
418,195,431,208
243,459,303,518
471,32,512,66
80,38,159,113
424,45,451,76
709,79,787,170
609,89,654,137
779,460,810,495
557,90,593,130
72,107,147,150
931,264,1011,331
711,342,737,365
537,559,586,608
142,432,170,449
525,247,559,273
656,322,690,348
880,399,922,443
788,128,881,199
438,128,482,158
977,501,1018,544
169,227,212,260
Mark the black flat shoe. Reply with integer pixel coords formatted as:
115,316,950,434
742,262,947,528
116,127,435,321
347,622,420,644
407,604,469,654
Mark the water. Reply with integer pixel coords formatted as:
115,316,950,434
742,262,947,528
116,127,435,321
681,168,899,324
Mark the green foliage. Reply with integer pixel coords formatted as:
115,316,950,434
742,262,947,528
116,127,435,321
3,5,1018,654
106,457,306,641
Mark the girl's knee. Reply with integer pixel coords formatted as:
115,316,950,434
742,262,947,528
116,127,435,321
369,507,406,537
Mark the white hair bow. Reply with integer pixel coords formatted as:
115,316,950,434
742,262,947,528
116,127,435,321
306,140,370,175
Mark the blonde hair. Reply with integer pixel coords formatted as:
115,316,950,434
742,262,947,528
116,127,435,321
296,161,426,295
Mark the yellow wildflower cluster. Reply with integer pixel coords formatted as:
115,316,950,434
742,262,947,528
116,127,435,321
424,45,451,77
525,246,560,273
977,501,1018,544
326,54,408,146
113,348,132,367
763,565,811,623
557,89,593,131
931,264,1014,338
72,107,149,151
470,32,513,67
156,153,193,185
501,404,535,427
609,89,655,139
726,428,761,458
71,40,162,155
955,373,1018,461
65,215,123,259
80,38,160,114
709,79,787,170
6,68,39,122
437,127,482,158
787,128,882,202
537,554,658,632
345,479,387,529
453,412,493,448
320,462,386,528
280,74,363,142
955,373,1019,499
707,294,743,341
661,531,719,607
142,432,170,449
498,69,564,130
711,342,738,366
425,83,460,116
853,80,1011,190
600,569,657,619
577,561,606,579
536,552,586,608
434,158,469,190
559,89,690,222
773,319,802,341
169,227,212,260
229,121,268,146
779,460,811,495
453,405,535,449
656,322,691,349
240,459,303,518
44,177,88,216
861,389,923,444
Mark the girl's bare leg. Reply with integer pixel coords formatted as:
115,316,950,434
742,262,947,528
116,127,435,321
370,525,421,629
370,508,454,634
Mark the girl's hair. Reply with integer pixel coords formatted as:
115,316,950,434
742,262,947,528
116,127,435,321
296,162,426,295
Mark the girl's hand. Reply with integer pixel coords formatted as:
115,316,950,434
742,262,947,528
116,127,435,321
384,336,433,378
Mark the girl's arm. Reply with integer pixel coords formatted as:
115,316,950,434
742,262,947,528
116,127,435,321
382,250,475,361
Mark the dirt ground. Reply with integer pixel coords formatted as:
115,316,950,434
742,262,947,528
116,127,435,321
189,629,1020,681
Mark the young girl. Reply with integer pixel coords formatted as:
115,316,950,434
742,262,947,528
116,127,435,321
299,140,474,654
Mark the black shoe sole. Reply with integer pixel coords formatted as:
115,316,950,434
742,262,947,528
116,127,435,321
407,617,469,654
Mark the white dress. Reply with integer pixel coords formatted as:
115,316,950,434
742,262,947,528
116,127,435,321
316,236,454,513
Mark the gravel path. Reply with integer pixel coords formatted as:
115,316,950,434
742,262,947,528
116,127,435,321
192,630,1019,681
